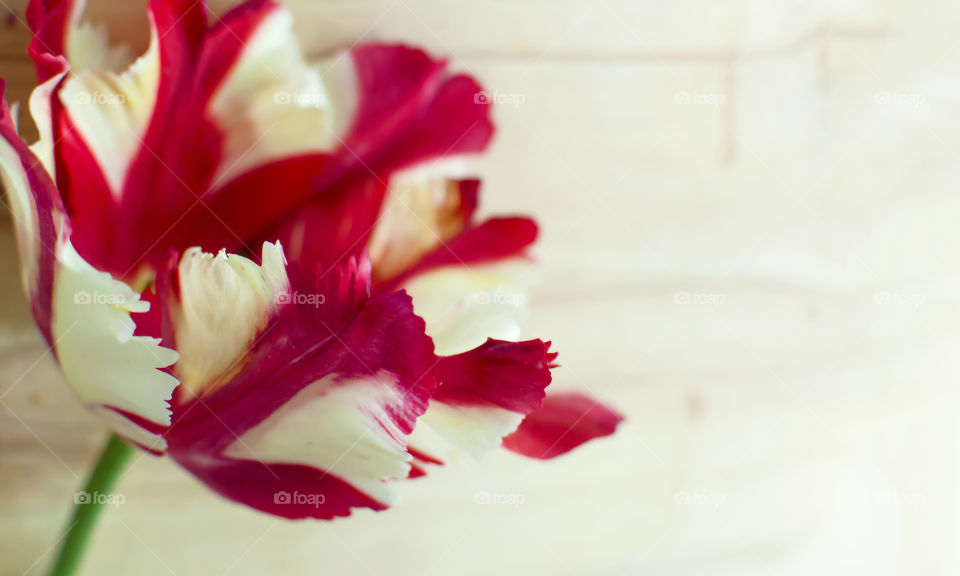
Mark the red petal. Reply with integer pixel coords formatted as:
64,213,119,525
434,338,555,413
345,44,493,170
502,392,623,459
181,459,387,520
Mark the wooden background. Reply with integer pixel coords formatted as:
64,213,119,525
1,1,958,574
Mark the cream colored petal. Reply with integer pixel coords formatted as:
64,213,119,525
224,372,412,506
208,9,342,186
53,240,179,450
171,242,288,397
58,19,159,197
402,259,535,356
368,176,472,281
56,0,134,74
408,403,524,463
68,19,134,75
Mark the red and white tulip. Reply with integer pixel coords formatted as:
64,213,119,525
1,0,622,519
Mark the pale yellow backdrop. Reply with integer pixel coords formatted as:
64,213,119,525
1,1,957,575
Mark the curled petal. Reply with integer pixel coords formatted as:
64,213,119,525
343,45,493,169
502,392,623,459
401,258,536,356
163,244,437,518
367,177,478,282
46,0,208,277
409,339,555,465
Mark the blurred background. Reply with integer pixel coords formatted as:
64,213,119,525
1,0,958,574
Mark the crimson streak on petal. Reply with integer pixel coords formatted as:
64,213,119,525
162,252,438,518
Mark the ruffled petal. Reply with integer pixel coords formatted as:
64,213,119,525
162,245,438,518
1,83,180,451
408,339,555,465
502,392,623,459
167,242,288,398
52,241,179,452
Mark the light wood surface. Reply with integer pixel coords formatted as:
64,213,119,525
1,1,957,575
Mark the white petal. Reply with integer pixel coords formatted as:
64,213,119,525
208,8,340,186
368,176,470,281
172,242,289,396
402,259,535,355
408,403,524,463
53,240,179,449
224,372,412,505
58,19,159,196
68,20,134,75
58,0,134,74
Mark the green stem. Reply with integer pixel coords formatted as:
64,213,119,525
47,434,134,576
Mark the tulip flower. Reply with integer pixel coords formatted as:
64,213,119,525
1,0,622,563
